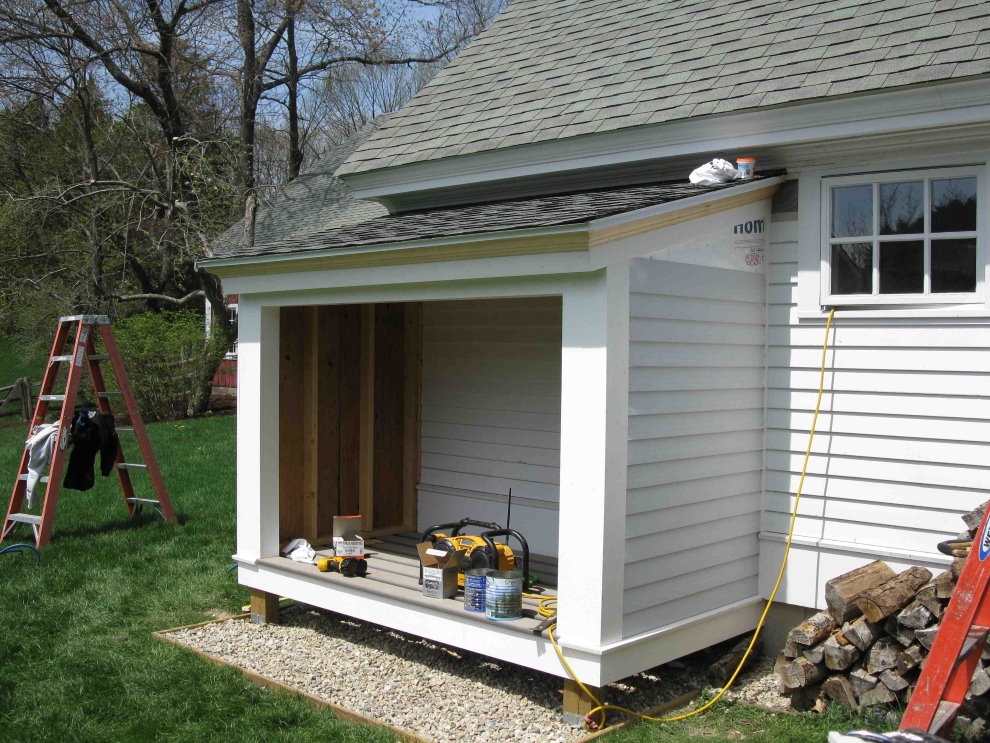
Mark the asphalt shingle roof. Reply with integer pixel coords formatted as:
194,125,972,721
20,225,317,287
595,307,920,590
215,173,779,259
337,0,990,176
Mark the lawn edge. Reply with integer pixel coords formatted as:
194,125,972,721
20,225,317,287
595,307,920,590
155,616,436,743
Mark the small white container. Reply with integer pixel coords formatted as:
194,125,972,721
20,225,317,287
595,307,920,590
736,157,756,179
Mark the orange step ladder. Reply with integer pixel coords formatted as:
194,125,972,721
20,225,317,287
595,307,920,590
1,315,176,548
900,506,990,736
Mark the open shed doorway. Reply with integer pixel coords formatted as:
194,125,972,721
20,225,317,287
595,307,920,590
278,303,420,543
276,296,563,583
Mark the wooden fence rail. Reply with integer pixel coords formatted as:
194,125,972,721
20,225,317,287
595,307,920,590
0,377,36,421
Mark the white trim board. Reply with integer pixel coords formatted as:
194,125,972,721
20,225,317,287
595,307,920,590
235,560,763,686
341,79,990,202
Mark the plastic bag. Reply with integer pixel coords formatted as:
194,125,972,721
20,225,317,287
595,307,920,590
281,538,316,564
689,158,741,186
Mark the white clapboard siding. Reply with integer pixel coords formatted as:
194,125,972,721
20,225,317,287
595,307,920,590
624,258,765,638
418,298,563,550
762,201,990,609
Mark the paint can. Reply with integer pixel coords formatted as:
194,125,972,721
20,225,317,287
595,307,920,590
485,570,523,621
463,568,491,612
736,157,756,179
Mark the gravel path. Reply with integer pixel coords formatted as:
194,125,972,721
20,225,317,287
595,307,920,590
165,605,789,742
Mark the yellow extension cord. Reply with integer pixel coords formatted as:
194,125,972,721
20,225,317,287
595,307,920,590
546,307,837,732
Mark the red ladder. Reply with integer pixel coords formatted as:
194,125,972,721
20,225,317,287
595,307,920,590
1,315,176,548
900,505,990,736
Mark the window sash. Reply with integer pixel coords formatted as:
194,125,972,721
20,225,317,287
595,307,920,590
822,167,982,305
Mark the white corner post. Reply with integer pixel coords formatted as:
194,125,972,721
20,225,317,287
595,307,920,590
556,267,630,654
235,298,281,563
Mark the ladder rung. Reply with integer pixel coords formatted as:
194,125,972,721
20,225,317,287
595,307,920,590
40,395,65,402
51,353,107,363
17,474,49,483
931,700,961,734
126,498,159,505
117,427,135,433
7,513,42,525
98,391,121,397
117,463,148,470
956,625,990,666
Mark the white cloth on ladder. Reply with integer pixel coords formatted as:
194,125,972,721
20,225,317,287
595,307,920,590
25,422,59,508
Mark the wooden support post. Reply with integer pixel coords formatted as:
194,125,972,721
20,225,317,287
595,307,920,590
250,588,280,625
563,678,601,727
358,304,375,532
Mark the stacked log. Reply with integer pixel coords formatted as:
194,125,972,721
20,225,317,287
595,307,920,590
775,501,990,732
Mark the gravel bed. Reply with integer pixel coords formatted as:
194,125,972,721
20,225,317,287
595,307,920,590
165,604,789,742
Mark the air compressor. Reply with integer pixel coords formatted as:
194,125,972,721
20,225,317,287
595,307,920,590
418,518,531,589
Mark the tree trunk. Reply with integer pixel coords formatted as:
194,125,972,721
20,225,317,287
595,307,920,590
286,1,303,180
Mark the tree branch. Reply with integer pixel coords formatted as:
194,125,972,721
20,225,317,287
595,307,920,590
115,290,205,305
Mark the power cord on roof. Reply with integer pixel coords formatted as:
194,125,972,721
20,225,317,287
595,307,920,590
549,307,837,732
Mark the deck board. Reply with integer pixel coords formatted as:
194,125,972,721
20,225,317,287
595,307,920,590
257,539,557,636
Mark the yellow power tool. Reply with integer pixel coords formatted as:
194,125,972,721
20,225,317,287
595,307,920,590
419,518,531,588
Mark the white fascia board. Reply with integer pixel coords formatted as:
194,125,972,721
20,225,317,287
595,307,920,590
588,176,785,232
198,222,589,271
342,78,990,201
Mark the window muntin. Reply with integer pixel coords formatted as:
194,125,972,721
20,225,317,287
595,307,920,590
825,170,981,302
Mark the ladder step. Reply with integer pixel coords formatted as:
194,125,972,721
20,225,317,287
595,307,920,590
117,463,148,471
98,391,121,397
17,474,49,483
40,394,65,402
7,513,42,526
956,625,990,666
50,354,108,363
931,700,961,734
126,498,160,506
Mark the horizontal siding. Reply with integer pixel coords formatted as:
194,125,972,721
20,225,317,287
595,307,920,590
624,258,765,638
763,204,990,605
419,298,562,515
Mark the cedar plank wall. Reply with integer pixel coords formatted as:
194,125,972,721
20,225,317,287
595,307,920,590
418,297,562,555
623,258,765,638
761,181,989,609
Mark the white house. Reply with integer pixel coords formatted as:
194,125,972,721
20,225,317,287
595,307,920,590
201,0,990,722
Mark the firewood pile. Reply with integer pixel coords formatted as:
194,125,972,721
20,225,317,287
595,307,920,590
775,502,989,735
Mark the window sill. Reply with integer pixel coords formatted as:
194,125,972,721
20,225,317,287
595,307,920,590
798,305,990,321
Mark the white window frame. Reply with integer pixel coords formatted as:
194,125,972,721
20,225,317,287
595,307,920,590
821,166,984,307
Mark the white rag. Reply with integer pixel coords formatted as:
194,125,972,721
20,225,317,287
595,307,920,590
689,158,743,186
25,422,59,508
281,538,316,564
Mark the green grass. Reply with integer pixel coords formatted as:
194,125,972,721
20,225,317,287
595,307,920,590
604,696,884,743
0,414,395,743
0,410,887,743
0,337,46,384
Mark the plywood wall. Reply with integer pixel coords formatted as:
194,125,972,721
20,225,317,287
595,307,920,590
279,303,420,543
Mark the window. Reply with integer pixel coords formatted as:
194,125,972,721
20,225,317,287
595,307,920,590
823,168,981,304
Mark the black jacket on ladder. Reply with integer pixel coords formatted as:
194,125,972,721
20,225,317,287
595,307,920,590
63,411,118,491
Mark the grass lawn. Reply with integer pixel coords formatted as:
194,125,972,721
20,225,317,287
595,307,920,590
0,343,878,742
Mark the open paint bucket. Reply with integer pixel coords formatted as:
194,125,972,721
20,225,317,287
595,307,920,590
463,568,490,612
485,570,523,621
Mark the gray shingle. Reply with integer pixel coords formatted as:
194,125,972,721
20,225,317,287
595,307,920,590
338,0,990,176
212,174,781,260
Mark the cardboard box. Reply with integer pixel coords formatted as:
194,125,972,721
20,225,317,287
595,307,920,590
332,515,364,557
417,542,462,599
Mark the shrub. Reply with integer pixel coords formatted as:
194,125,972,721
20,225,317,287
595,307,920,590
114,311,228,421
